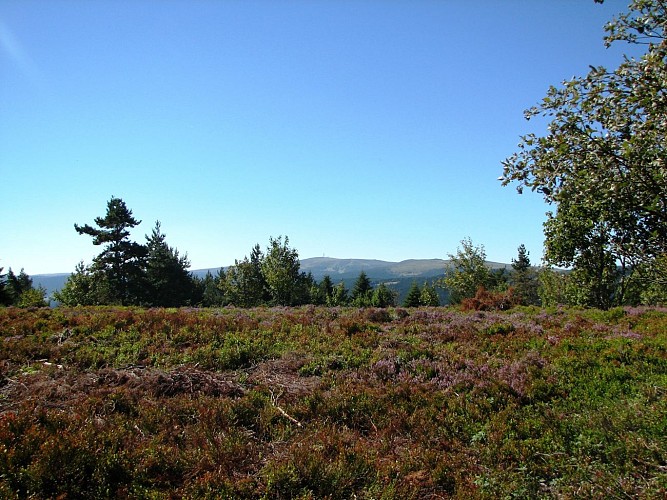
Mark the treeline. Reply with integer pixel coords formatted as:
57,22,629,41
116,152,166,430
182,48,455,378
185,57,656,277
51,197,439,308
9,196,664,310
444,237,667,310
0,267,47,308
194,246,434,308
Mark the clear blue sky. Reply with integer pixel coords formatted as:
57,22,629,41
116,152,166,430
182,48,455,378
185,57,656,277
1,0,633,275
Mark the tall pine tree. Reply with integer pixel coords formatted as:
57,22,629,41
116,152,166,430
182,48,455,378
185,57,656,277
74,196,147,305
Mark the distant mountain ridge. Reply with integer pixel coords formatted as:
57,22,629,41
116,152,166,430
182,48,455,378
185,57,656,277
298,257,451,280
31,257,511,301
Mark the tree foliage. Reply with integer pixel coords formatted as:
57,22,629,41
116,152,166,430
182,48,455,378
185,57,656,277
403,282,422,307
52,197,459,309
510,245,540,306
197,270,226,307
442,238,493,304
54,262,110,306
223,244,269,308
419,282,441,307
310,275,334,305
328,282,349,307
60,198,194,307
351,271,373,307
501,0,667,307
262,236,308,306
145,221,196,307
372,283,397,308
0,266,46,307
74,197,147,305
0,267,10,306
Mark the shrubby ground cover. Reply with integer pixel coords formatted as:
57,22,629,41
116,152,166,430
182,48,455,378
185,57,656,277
0,305,666,498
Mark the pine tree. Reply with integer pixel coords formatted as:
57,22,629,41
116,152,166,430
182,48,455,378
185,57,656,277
145,221,195,307
4,268,46,307
351,271,373,307
319,275,334,304
511,244,540,306
309,275,333,305
198,270,227,307
511,244,531,273
403,281,422,307
74,197,147,305
0,267,10,306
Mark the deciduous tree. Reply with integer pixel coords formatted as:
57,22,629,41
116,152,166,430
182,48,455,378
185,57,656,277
328,282,349,306
53,262,109,306
261,236,308,306
372,283,397,308
501,0,667,307
420,282,440,307
442,238,493,304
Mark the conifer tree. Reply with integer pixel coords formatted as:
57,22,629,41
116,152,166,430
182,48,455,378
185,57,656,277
74,197,147,305
5,269,46,307
351,271,373,306
198,270,227,307
511,244,540,306
403,281,422,307
319,275,335,305
0,267,10,306
145,221,195,307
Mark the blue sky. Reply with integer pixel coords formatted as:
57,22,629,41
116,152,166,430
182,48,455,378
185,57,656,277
1,0,634,275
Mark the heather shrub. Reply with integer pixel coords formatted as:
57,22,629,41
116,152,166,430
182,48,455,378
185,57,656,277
1,306,666,497
263,427,373,499
461,286,521,311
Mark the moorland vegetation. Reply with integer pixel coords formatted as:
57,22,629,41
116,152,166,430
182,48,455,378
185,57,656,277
1,305,666,498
